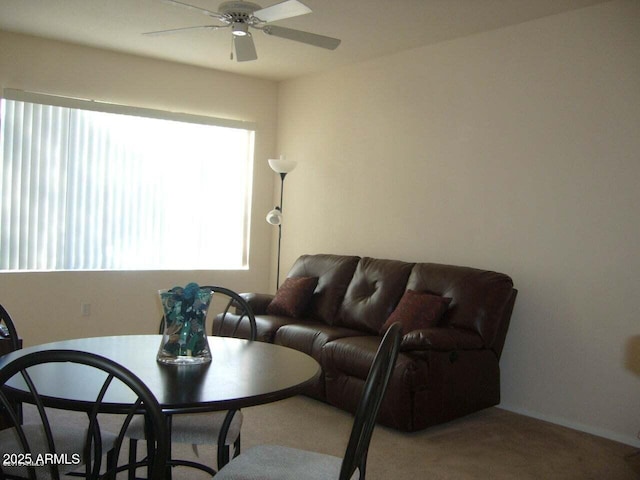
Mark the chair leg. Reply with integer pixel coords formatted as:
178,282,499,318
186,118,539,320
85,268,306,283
215,433,240,470
216,409,239,469
105,448,116,480
359,452,367,480
217,445,230,470
128,439,138,480
233,433,241,458
165,415,173,480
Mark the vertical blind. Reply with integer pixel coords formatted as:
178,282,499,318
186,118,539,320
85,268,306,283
0,92,255,271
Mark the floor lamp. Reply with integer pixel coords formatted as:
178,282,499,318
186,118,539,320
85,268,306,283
266,155,297,290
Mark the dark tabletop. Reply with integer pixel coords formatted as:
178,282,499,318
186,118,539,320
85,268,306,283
0,335,321,414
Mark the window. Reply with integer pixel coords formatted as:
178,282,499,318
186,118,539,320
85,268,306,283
0,90,255,271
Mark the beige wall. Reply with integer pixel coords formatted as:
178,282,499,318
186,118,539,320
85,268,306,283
277,0,640,446
0,31,278,344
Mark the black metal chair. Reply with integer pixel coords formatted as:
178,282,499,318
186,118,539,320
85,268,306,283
0,303,23,431
127,285,257,478
0,304,21,353
0,349,168,480
214,322,402,480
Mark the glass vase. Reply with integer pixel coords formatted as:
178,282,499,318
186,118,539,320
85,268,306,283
156,284,213,365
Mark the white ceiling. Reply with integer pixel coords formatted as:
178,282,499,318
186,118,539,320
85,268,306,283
0,0,608,81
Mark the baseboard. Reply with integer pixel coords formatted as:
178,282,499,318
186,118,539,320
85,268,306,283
498,404,640,448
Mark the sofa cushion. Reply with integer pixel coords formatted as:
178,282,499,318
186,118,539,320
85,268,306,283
337,257,413,334
406,263,515,350
285,254,360,325
267,276,318,318
274,322,363,363
274,321,363,399
380,290,451,335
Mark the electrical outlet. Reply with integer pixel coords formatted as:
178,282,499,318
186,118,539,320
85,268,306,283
81,303,91,317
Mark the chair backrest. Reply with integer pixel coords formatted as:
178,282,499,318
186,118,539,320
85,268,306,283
0,349,168,480
0,304,20,353
205,285,257,341
339,323,402,480
158,285,257,341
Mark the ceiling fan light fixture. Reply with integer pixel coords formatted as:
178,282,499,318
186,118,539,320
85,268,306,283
232,22,249,36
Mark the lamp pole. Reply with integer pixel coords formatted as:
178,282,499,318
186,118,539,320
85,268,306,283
275,172,287,289
266,156,297,291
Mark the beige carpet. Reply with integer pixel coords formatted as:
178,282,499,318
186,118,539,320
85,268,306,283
26,396,640,478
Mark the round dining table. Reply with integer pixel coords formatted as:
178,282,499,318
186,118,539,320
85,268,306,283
0,334,321,414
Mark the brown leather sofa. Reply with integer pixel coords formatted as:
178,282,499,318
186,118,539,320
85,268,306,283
228,254,517,432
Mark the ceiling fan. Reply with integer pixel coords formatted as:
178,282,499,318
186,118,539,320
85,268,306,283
145,0,341,62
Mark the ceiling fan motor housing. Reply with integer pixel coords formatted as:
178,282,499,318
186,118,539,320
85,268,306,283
218,1,262,24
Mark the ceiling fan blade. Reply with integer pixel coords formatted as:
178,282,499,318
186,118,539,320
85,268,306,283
253,0,311,23
264,25,341,50
234,35,258,62
161,0,226,20
143,25,224,36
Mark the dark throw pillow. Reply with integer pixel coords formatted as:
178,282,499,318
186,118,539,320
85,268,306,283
380,290,452,335
267,276,319,318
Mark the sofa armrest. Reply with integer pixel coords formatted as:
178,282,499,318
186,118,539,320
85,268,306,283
401,327,484,352
239,292,274,315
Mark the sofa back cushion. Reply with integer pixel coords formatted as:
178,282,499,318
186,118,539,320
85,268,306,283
337,257,414,334
286,254,361,325
406,263,515,350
